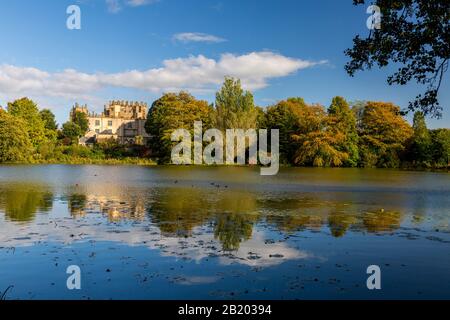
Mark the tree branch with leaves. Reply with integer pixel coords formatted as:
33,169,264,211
345,0,449,117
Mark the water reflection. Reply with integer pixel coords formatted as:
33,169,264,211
328,212,358,237
0,166,449,299
0,179,439,250
68,193,146,222
362,210,402,232
214,212,257,251
0,184,53,222
149,188,211,237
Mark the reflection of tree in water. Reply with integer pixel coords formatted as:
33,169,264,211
263,197,404,236
213,191,259,251
214,213,256,251
266,213,323,233
0,184,53,222
362,210,402,233
68,194,87,216
148,188,212,237
148,188,260,250
263,198,326,233
328,213,358,237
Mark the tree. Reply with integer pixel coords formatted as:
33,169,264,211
62,122,82,143
265,98,306,163
430,128,450,167
328,97,360,166
40,109,58,131
291,103,350,167
145,92,213,163
71,111,89,134
0,111,33,162
359,102,413,167
7,97,47,148
409,111,432,165
345,0,450,117
214,77,259,130
39,109,58,143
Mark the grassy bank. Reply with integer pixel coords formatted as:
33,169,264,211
7,157,157,166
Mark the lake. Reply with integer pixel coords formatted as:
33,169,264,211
0,165,449,300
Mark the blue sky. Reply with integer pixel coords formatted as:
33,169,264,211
0,0,448,128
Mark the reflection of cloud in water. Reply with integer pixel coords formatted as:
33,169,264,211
218,231,306,267
0,217,309,268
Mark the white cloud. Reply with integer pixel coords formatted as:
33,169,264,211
106,0,121,13
0,52,327,102
126,0,158,7
105,0,158,12
173,32,227,43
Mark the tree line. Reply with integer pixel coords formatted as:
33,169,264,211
0,77,449,168
146,77,449,168
0,98,152,164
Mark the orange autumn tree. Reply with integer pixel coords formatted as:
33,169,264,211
359,102,413,167
292,103,349,167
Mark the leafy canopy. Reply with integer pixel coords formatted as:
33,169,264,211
0,111,33,162
345,0,450,117
214,77,259,130
145,91,213,162
7,97,48,148
358,101,413,167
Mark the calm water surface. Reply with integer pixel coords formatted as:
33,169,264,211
0,165,449,299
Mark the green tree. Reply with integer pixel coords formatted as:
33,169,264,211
409,112,433,166
0,111,33,162
61,122,82,143
265,98,306,163
39,109,58,143
328,96,360,166
214,77,259,130
71,111,89,134
359,102,413,167
40,109,58,131
145,92,213,163
7,98,47,148
345,0,449,117
430,128,450,167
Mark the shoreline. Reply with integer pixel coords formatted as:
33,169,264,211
0,160,447,172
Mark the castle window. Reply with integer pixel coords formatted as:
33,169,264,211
108,120,113,127
95,120,100,126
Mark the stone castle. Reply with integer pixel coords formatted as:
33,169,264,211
71,100,150,145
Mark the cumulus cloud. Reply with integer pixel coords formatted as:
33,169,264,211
173,32,227,43
0,52,327,101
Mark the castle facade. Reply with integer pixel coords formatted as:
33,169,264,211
71,101,150,145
